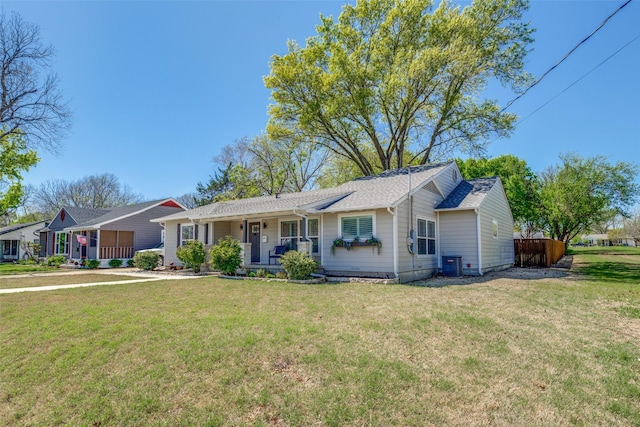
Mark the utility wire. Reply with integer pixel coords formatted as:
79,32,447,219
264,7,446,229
501,0,633,112
517,33,640,125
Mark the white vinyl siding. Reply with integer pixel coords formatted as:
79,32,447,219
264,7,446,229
323,209,393,275
479,185,514,272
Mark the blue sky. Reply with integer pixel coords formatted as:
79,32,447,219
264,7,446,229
3,0,639,202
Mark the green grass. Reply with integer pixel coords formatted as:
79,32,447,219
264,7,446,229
0,263,58,275
0,274,147,289
1,254,639,426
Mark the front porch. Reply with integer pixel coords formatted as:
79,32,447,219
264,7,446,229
69,230,134,266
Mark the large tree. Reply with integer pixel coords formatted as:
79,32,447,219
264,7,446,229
265,0,533,176
28,173,143,218
0,131,38,220
456,155,540,235
196,135,328,204
623,208,640,247
0,12,72,151
538,153,639,244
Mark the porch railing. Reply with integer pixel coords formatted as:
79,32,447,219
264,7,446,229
100,246,134,259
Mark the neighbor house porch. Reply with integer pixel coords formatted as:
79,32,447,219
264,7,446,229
68,229,134,265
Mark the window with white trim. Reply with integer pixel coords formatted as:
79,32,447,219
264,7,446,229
417,218,436,255
180,224,194,246
308,218,319,253
280,220,298,250
340,214,374,240
492,219,498,239
279,218,320,254
54,232,69,255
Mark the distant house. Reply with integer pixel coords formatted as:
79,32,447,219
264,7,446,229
0,221,48,262
40,199,185,266
585,233,636,247
152,162,514,282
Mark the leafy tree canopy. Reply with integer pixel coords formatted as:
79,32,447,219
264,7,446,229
0,131,39,218
456,155,539,234
623,208,640,247
196,135,327,205
538,153,639,244
265,0,533,177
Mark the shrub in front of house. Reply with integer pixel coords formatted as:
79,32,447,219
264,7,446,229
47,255,66,267
176,240,206,273
132,251,160,271
108,258,123,268
279,250,317,280
126,259,134,267
86,259,100,269
209,236,242,276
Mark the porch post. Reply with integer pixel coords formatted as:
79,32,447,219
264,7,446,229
242,220,248,243
240,242,252,267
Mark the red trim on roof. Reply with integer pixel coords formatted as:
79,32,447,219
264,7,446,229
160,200,181,208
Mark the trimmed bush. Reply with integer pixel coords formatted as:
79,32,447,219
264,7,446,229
47,255,66,267
209,236,242,276
108,258,123,268
176,240,206,273
86,259,100,269
126,259,134,267
279,250,317,280
132,251,160,271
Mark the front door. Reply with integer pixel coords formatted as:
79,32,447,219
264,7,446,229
249,222,261,263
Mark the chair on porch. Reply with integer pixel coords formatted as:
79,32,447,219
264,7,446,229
268,245,288,264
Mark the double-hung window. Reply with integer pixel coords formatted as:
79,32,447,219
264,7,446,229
280,220,298,250
180,224,194,246
417,218,436,255
54,232,69,255
340,214,374,241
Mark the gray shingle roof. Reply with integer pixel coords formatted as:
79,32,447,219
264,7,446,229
152,163,453,222
435,177,498,210
64,199,175,230
0,221,47,236
63,206,112,224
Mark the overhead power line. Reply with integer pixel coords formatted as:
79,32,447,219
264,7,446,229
517,33,640,125
501,0,633,112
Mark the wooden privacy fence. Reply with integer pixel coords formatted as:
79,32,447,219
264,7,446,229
514,238,565,267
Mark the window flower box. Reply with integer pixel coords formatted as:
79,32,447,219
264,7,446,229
331,237,381,255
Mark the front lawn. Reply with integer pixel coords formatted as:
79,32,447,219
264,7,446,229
0,263,58,275
1,254,638,426
0,274,148,290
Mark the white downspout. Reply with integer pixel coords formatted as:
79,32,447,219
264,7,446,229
388,207,398,280
436,210,441,272
475,209,483,276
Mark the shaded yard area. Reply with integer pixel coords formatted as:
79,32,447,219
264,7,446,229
1,251,639,426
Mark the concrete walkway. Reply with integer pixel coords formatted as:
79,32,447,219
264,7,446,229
0,269,203,294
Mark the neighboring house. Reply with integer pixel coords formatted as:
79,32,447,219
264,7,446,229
152,162,514,283
585,233,636,247
0,221,48,262
40,199,185,266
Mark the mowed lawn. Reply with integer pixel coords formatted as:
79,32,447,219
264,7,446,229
1,250,639,426
0,273,147,290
